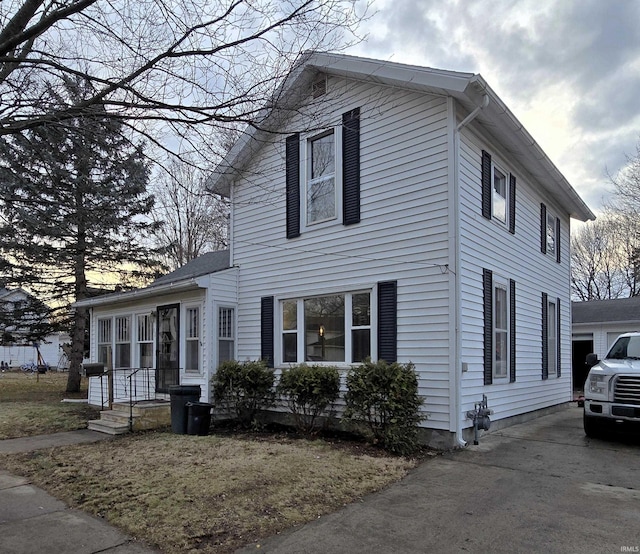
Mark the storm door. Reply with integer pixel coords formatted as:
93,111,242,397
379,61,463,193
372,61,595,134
156,304,180,393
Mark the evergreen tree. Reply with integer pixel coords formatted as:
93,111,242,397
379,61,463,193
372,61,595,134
0,77,162,391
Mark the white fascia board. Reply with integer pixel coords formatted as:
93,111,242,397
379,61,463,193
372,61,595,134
72,279,204,309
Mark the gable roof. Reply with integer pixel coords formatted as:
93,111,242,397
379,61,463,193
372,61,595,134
572,298,640,325
73,250,231,308
209,51,594,222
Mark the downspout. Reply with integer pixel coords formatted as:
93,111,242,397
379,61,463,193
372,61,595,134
452,93,489,447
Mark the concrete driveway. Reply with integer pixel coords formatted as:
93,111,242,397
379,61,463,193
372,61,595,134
239,405,640,553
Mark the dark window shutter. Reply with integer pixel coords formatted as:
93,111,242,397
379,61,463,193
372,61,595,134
540,203,547,254
509,174,516,235
556,297,561,377
481,151,492,220
556,218,561,263
261,296,274,368
378,280,397,363
542,292,548,380
483,268,493,385
286,134,300,239
510,279,516,383
342,108,360,226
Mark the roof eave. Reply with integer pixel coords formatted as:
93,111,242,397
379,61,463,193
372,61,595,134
73,279,204,309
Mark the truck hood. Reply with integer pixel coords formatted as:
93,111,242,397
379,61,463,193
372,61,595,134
592,359,640,375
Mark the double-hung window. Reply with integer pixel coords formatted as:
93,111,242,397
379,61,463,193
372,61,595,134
285,108,360,239
492,165,507,224
185,307,200,373
493,281,509,379
483,269,516,385
97,318,112,366
281,291,371,364
114,316,131,369
546,212,557,256
542,293,561,379
136,314,153,368
540,203,561,262
218,307,235,365
307,131,336,225
481,150,516,234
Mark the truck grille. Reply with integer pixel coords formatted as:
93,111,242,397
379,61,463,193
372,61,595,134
614,376,640,405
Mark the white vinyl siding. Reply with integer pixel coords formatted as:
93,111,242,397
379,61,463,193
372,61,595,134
459,125,572,423
232,79,453,429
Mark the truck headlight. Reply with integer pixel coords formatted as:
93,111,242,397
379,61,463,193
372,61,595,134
588,374,607,397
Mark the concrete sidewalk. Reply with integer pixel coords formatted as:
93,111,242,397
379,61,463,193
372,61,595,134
0,430,159,554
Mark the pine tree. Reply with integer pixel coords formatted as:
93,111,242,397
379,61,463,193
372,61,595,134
0,77,162,391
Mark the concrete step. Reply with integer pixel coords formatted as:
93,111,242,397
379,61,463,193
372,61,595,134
99,410,129,425
87,419,129,435
111,401,171,417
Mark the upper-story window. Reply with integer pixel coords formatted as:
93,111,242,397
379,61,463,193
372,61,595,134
492,165,508,224
546,212,557,256
540,203,561,263
481,150,516,234
285,108,361,239
307,132,336,224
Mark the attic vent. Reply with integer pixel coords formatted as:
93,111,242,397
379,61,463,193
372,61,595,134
312,76,327,98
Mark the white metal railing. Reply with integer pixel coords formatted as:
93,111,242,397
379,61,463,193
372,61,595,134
88,368,157,408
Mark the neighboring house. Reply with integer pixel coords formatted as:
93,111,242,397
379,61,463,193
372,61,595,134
79,53,595,446
572,297,640,389
0,287,69,368
74,250,235,406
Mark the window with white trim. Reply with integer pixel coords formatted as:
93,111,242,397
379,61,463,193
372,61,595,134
492,165,508,224
546,212,557,257
306,131,336,225
114,316,131,369
185,307,200,373
218,307,234,365
547,299,557,378
97,318,112,366
136,314,153,368
281,291,370,364
493,279,509,379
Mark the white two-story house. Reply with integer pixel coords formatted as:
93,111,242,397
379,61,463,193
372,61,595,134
79,52,594,446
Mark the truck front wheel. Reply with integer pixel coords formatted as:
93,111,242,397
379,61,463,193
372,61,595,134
583,412,603,438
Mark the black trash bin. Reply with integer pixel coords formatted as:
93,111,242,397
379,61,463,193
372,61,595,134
186,402,213,436
169,385,201,434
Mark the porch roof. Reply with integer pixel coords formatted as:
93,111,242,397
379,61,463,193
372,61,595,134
73,250,231,308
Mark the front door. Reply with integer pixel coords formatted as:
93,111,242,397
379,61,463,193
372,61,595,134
157,304,179,393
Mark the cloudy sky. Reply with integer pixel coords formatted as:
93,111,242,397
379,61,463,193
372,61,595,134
348,0,640,215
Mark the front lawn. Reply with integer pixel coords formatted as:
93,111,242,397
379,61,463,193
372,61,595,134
0,371,99,438
0,429,419,553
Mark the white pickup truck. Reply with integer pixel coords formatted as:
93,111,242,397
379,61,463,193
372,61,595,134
583,332,640,437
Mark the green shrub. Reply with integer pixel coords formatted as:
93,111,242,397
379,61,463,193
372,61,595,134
344,359,425,455
277,364,341,435
212,360,275,428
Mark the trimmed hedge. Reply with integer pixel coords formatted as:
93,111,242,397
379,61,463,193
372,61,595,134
277,364,340,434
344,359,424,455
212,360,275,428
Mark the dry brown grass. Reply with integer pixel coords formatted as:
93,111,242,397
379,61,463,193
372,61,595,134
0,429,418,553
0,371,99,438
